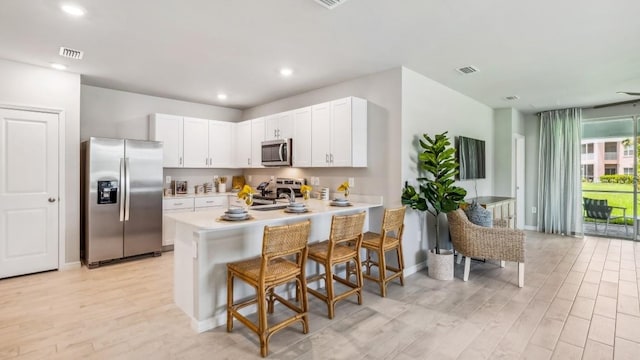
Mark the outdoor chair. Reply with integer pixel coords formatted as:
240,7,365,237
583,197,628,236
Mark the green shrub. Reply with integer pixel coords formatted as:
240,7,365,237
599,174,633,184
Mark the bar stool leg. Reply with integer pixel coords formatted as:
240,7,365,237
378,248,387,297
227,271,234,332
326,263,335,319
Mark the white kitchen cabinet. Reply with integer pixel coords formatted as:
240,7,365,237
292,106,312,167
194,195,227,211
162,197,195,247
265,111,294,140
208,120,233,168
251,117,265,168
311,97,367,167
183,117,209,168
150,113,184,167
234,120,252,167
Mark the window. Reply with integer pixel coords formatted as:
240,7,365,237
604,164,617,175
624,144,634,157
581,143,594,154
624,167,634,175
604,142,618,160
582,164,594,180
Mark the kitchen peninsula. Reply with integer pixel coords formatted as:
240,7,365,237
164,196,383,332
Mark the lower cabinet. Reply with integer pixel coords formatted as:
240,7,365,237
163,195,229,246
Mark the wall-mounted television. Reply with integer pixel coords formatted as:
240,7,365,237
456,136,486,180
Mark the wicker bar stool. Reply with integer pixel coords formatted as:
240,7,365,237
226,220,311,357
307,212,366,319
362,206,406,297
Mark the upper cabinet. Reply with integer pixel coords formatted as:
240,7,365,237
250,117,265,168
150,114,234,168
234,120,252,168
292,107,312,167
149,113,184,167
265,111,294,141
311,97,367,167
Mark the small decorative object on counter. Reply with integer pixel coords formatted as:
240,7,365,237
337,181,350,198
300,184,313,200
217,176,227,193
164,188,172,196
204,182,213,193
194,184,204,194
172,180,188,194
237,185,255,206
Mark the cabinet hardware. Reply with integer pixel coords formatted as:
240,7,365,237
330,154,334,163
48,197,56,203
174,203,183,206
326,153,329,163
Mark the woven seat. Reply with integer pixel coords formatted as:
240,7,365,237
361,206,406,297
226,220,311,357
307,212,366,319
447,209,525,287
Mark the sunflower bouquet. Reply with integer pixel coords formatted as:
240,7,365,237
300,184,313,200
337,181,350,198
237,185,255,205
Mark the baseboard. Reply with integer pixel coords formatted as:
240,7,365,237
403,261,427,276
524,225,537,231
60,261,81,271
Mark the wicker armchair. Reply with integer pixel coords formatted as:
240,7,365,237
447,209,526,287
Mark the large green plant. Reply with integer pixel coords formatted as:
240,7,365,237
402,132,467,254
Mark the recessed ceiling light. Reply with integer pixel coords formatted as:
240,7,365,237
217,93,228,100
51,63,67,71
280,68,293,77
61,4,86,17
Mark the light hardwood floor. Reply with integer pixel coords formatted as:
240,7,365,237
1,232,639,359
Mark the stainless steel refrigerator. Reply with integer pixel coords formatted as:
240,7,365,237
82,137,163,268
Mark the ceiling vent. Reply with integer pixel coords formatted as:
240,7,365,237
455,65,479,75
59,46,84,60
314,0,348,10
504,95,520,101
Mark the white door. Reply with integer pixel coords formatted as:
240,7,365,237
293,107,312,167
209,121,233,167
183,117,209,168
331,98,353,167
150,114,183,167
264,114,279,141
277,111,295,140
0,108,59,278
235,120,252,167
251,117,265,168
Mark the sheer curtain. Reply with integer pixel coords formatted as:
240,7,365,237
537,108,583,236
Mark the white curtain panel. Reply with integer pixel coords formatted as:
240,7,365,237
537,108,583,236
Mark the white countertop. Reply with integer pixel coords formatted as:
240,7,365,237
165,198,382,231
163,192,236,199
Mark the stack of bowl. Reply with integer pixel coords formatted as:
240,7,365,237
222,207,250,220
285,202,308,213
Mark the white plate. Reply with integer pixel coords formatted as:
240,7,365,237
220,214,251,221
224,211,248,218
332,198,348,203
285,208,309,213
288,202,305,207
330,202,352,207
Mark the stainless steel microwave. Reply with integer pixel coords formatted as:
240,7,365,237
261,138,292,166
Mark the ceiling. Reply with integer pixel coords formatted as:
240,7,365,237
1,0,639,114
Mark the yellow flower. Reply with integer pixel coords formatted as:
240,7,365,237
300,185,313,193
237,185,255,199
337,181,349,192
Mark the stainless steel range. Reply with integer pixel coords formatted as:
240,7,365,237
253,177,305,205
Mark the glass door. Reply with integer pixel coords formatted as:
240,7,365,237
581,116,638,240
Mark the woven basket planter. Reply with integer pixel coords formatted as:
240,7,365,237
427,249,454,280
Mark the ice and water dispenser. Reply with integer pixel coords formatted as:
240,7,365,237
97,180,118,204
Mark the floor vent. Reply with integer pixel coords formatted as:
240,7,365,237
314,0,348,10
59,46,84,60
456,65,479,75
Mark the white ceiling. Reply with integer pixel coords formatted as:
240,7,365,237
1,0,639,114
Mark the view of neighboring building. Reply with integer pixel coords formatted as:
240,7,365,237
581,138,634,182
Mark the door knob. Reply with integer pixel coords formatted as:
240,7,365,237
48,197,56,203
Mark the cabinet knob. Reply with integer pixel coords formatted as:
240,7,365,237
48,197,56,203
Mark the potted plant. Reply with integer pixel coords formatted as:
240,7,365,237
402,131,467,280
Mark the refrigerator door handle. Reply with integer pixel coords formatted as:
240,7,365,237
119,158,125,222
124,157,131,221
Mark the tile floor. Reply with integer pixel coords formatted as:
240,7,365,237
0,231,638,359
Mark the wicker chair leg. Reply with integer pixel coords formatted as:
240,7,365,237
326,264,335,319
227,271,234,332
463,256,470,282
500,260,506,268
355,254,363,305
378,249,386,297
299,274,309,334
456,253,463,265
397,243,405,286
258,290,268,357
518,263,525,288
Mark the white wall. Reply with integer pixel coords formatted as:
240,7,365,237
524,114,540,228
401,67,495,265
0,59,81,265
80,85,243,141
494,108,514,196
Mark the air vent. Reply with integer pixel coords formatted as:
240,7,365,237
314,0,348,10
456,65,479,75
504,95,520,101
59,46,84,60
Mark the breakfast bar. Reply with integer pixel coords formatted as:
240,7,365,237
164,196,383,332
